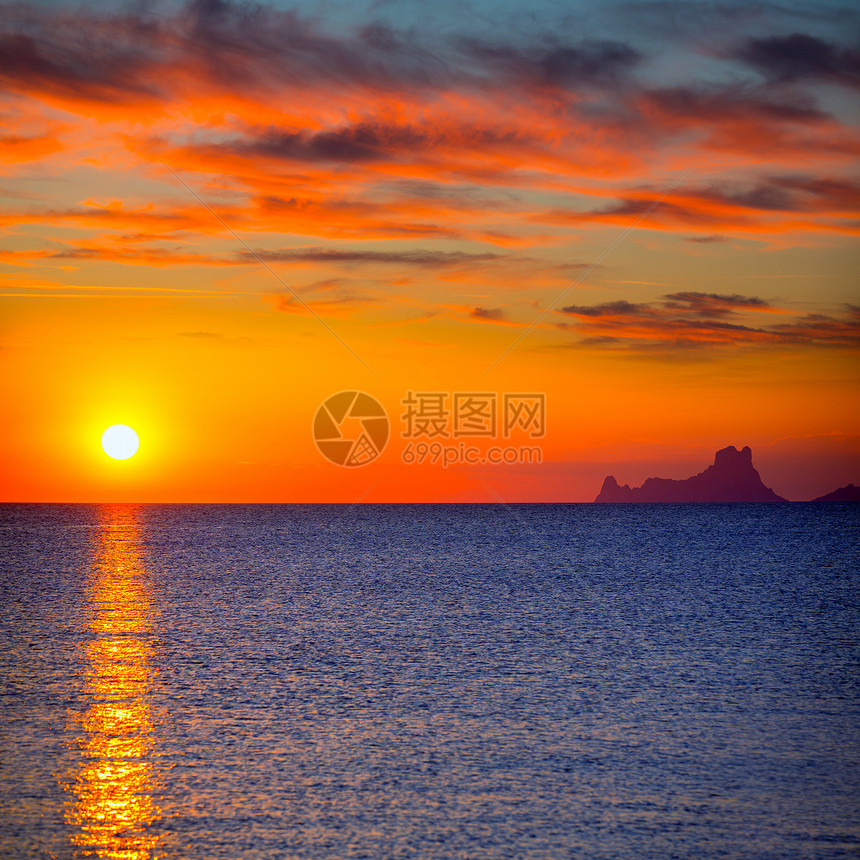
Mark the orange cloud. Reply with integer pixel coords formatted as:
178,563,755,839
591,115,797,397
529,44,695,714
0,0,858,301
1,2,856,230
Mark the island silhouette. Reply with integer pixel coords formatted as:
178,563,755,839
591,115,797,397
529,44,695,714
811,484,860,502
595,445,787,502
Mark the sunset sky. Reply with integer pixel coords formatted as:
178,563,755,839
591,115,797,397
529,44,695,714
1,0,858,502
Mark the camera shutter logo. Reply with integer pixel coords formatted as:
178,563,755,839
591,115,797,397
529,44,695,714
313,391,389,467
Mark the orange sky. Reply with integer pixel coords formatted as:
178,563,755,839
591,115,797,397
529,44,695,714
1,0,858,502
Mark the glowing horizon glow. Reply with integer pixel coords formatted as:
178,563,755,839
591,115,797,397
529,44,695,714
101,425,140,461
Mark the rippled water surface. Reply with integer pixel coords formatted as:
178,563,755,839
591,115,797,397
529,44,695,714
1,503,858,858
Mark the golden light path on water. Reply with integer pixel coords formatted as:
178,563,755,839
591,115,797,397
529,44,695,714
64,505,162,859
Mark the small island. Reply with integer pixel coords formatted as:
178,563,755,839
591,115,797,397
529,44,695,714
595,445,787,503
811,484,860,502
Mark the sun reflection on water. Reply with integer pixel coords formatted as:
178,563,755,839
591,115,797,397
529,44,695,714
64,505,163,859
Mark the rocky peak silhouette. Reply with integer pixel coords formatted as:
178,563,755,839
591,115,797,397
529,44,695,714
595,446,787,503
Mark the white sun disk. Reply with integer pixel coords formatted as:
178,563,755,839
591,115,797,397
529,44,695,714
101,424,140,460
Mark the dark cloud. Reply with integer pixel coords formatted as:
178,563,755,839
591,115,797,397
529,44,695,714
49,245,199,262
0,0,448,104
706,176,860,213
643,84,827,124
546,174,860,232
562,293,771,319
729,184,797,211
0,26,162,103
736,33,860,86
0,0,855,121
0,1,640,106
557,294,860,351
241,248,504,267
243,126,391,164
560,300,650,317
220,121,519,165
179,0,449,92
662,292,772,316
771,312,860,346
460,38,642,88
574,199,700,221
696,175,860,215
470,306,505,320
0,0,855,193
769,175,860,209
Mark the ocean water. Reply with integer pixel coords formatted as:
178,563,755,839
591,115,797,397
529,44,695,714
0,503,858,859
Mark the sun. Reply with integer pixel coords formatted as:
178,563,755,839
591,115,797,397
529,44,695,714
101,424,140,460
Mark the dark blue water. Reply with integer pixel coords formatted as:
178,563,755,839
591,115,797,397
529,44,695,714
1,503,858,858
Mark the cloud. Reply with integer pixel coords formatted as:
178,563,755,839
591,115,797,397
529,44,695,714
0,199,226,237
661,292,775,317
642,84,826,126
0,0,443,108
265,291,377,316
560,292,776,320
537,174,860,237
557,295,860,351
219,122,446,165
629,83,860,163
434,302,527,326
0,23,162,105
560,300,651,318
736,34,860,86
0,129,65,163
770,310,860,346
470,306,506,321
44,244,226,267
0,1,639,109
0,0,858,264
459,37,642,88
239,248,505,267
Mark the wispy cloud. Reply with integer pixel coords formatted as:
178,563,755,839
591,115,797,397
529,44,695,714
470,306,506,321
240,248,505,267
661,292,778,317
558,295,860,351
536,175,860,237
264,290,379,316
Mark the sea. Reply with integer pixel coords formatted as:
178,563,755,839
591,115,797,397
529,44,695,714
1,503,858,859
